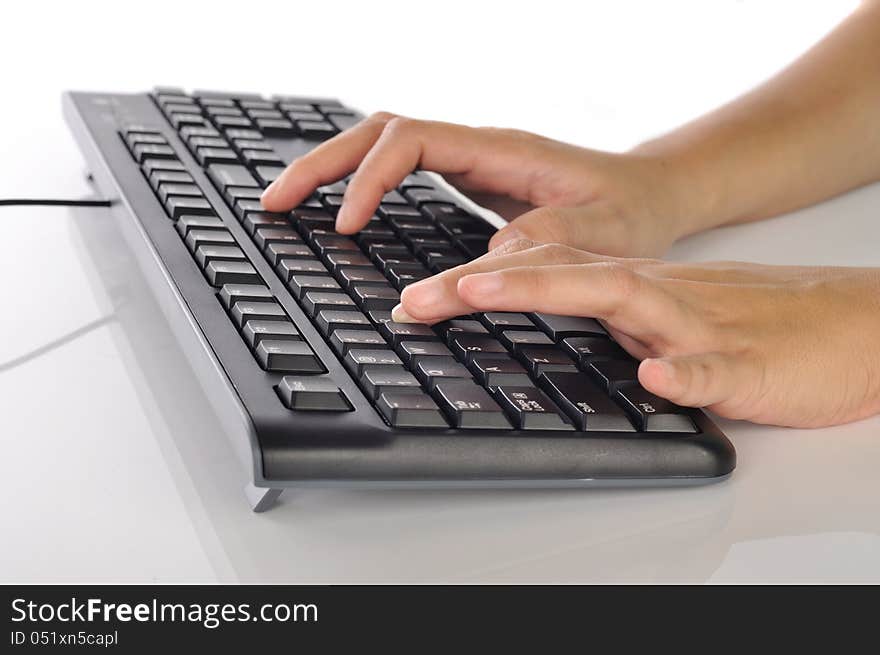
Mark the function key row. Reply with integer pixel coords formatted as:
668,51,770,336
152,90,351,140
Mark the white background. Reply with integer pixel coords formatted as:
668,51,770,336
3,1,879,583
0,0,858,198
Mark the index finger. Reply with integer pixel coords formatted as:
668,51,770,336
259,112,396,212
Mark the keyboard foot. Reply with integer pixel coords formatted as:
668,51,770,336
245,483,283,513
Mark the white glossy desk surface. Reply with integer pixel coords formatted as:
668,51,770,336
2,138,880,585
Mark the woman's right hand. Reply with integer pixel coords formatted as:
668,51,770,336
260,112,696,258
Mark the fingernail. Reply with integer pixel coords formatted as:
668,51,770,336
461,272,504,296
391,303,417,323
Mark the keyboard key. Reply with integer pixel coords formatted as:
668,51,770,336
297,120,337,138
589,360,640,393
180,125,221,140
561,337,629,367
257,118,296,135
224,186,264,206
351,285,400,311
264,242,314,265
195,244,247,267
302,291,356,316
360,367,421,400
414,358,472,389
516,346,578,377
247,109,284,120
367,310,393,324
531,313,607,340
276,258,329,279
499,330,553,352
449,334,508,364
149,170,194,188
431,381,511,429
185,229,236,250
255,166,286,186
397,341,454,366
233,138,273,152
204,260,260,286
176,215,225,235
188,136,229,149
165,196,213,219
204,106,243,118
478,312,536,334
615,386,697,433
241,149,284,166
436,319,489,343
379,321,439,346
155,183,201,204
539,372,635,432
344,349,403,377
327,250,375,271
254,228,302,249
311,234,359,254
214,116,253,130
288,274,341,299
493,386,573,430
329,329,387,356
315,310,373,335
469,355,532,387
387,264,431,290
336,266,388,291
256,340,324,373
219,283,273,309
207,163,260,190
243,213,290,234
195,147,239,166
376,392,448,428
126,132,167,149
132,143,176,163
277,376,351,411
142,158,186,176
242,320,301,348
159,182,204,203
225,128,263,141
231,301,287,327
457,235,492,258
235,198,277,217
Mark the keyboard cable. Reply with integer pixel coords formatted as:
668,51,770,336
0,198,112,207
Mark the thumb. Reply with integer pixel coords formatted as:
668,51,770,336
638,352,750,409
489,206,589,251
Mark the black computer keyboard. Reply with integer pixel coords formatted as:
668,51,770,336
64,87,735,510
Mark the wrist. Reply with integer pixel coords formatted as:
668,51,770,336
626,141,727,240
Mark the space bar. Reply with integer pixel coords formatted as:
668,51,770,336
206,163,260,191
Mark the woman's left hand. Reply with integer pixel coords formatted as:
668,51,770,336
392,239,880,428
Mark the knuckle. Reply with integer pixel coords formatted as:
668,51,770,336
534,242,579,265
491,236,538,256
599,262,641,300
383,115,417,137
368,111,397,124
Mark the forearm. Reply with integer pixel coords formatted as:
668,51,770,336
633,0,880,237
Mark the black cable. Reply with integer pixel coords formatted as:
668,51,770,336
0,198,112,207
